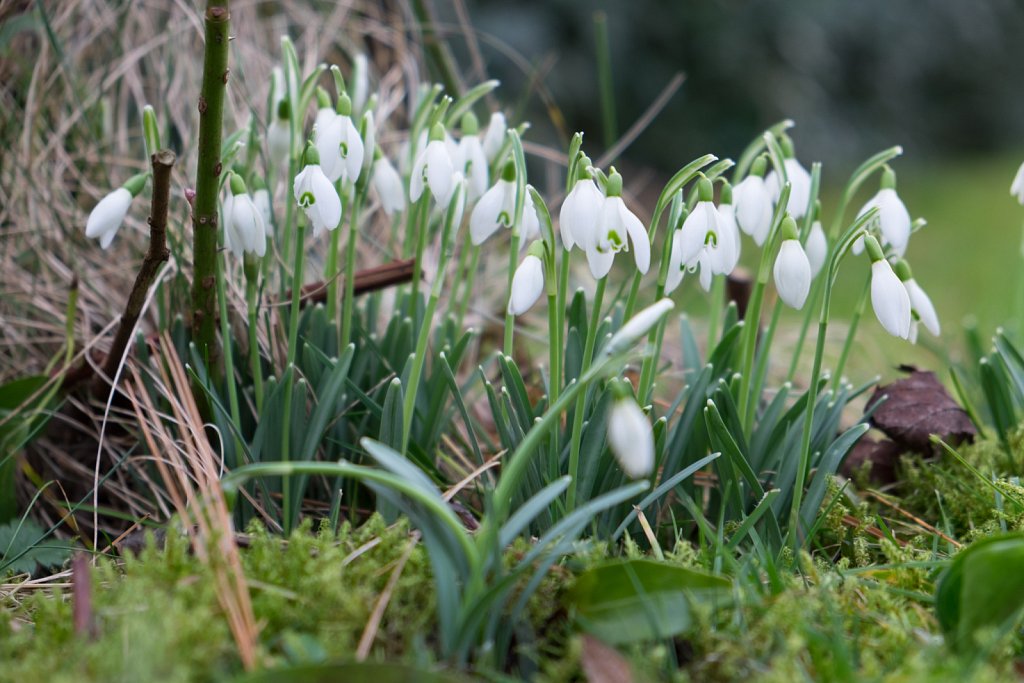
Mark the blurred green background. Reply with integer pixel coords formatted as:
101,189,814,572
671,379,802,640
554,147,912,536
437,0,1024,353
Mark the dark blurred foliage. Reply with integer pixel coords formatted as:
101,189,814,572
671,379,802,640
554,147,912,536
439,0,1024,170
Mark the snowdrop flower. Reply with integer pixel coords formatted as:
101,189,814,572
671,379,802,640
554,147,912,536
559,160,604,251
372,156,405,215
805,219,827,279
854,167,911,257
410,123,456,206
606,384,654,479
608,298,675,354
589,168,650,279
676,177,721,270
766,139,812,219
223,173,267,258
1011,161,1024,204
268,73,292,167
773,217,811,309
469,164,540,246
481,111,507,163
315,93,364,185
360,110,376,175
716,182,742,274
733,156,773,245
894,260,940,343
351,53,370,114
508,244,546,315
251,176,273,236
85,173,146,249
293,145,342,236
864,235,911,339
456,112,489,201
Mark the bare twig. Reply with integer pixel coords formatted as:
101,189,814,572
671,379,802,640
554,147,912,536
71,552,95,640
90,150,175,395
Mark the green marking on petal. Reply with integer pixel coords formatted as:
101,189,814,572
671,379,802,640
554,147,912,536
498,210,511,226
299,191,316,207
608,229,623,248
339,142,349,158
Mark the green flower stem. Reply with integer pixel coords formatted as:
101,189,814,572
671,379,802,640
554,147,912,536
503,131,528,356
832,274,870,389
566,276,606,512
751,163,820,401
341,186,367,351
448,231,472,320
788,210,876,550
190,1,231,375
738,187,791,433
325,194,344,324
456,244,480,328
245,273,264,412
401,188,463,454
216,252,243,468
594,11,617,149
409,196,430,321
279,218,307,533
706,275,726,347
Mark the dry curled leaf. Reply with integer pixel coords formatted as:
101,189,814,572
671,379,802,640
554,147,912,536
866,367,975,453
840,435,903,485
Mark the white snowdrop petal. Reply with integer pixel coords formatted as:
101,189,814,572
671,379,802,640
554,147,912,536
425,141,455,205
508,255,545,315
607,400,654,479
905,279,940,337
773,239,811,309
469,180,513,245
620,202,650,274
1011,161,1024,205
85,187,133,245
871,260,912,339
805,221,827,278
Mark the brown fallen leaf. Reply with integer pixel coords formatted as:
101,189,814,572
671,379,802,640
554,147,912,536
580,634,635,683
840,436,904,485
865,367,976,453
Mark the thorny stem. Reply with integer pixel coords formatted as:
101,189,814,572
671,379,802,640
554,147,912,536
191,2,230,378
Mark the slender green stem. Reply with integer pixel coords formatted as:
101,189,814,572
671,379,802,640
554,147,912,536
409,196,430,321
190,1,231,375
566,277,606,512
787,274,823,382
280,219,306,533
707,275,725,347
448,231,472,320
325,198,343,323
401,189,463,453
457,244,480,327
341,188,366,350
245,274,264,412
750,298,783,410
789,211,876,550
216,252,243,468
832,274,870,389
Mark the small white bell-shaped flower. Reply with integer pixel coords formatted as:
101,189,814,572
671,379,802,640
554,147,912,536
854,166,911,257
315,92,364,185
894,260,940,343
372,156,405,215
1011,160,1024,205
267,73,292,168
559,160,604,251
251,176,273,236
469,164,540,246
85,173,146,249
481,111,507,163
508,244,547,315
773,216,811,309
865,235,911,339
766,139,812,219
410,123,455,206
715,182,742,275
589,168,651,279
223,173,267,258
676,176,721,269
293,145,342,236
606,382,654,479
805,219,827,279
456,112,489,201
351,53,370,115
733,156,773,245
